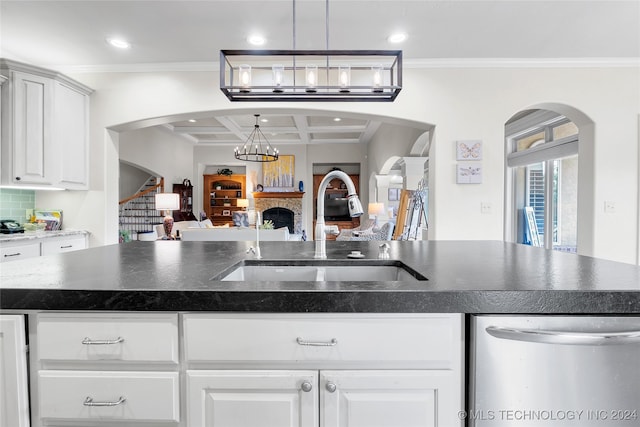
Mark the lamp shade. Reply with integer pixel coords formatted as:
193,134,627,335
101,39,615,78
237,198,249,208
155,193,180,211
368,202,385,216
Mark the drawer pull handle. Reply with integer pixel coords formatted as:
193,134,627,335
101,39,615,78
82,336,124,345
4,252,21,257
83,396,126,407
296,337,337,347
301,381,313,392
60,245,73,249
326,382,337,393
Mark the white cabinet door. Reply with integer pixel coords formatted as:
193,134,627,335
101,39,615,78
10,71,54,186
54,81,89,189
187,370,318,427
0,315,30,427
321,370,463,427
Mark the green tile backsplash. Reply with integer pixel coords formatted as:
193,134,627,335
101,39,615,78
0,189,35,223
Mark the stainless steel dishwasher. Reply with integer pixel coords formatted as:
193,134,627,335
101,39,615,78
470,315,640,426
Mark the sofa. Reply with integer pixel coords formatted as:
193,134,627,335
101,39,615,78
337,221,395,241
153,220,291,241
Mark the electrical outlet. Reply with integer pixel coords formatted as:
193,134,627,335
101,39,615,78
604,201,616,213
480,202,492,214
25,208,33,220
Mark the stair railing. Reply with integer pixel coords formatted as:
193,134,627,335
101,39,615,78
118,177,165,240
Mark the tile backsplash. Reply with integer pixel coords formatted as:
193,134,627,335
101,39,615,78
0,189,35,223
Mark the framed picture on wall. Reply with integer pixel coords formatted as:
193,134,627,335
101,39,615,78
456,164,483,184
263,154,295,187
388,188,400,201
456,140,482,161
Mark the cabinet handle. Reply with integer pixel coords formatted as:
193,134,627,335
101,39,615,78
81,336,124,345
296,337,337,347
60,245,73,249
301,381,313,392
325,382,337,393
486,326,640,346
83,396,126,407
4,252,21,257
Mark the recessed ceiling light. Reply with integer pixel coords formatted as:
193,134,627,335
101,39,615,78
188,119,197,123
247,35,266,46
333,117,342,122
387,33,407,44
106,38,131,49
261,118,269,123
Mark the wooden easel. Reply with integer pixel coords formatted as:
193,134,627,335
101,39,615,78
392,189,412,240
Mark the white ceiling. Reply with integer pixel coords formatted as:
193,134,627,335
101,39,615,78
2,0,638,147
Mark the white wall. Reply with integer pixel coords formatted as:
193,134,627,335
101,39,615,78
54,65,639,264
119,126,195,187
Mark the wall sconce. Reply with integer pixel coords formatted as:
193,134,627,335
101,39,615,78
239,64,251,93
338,65,350,93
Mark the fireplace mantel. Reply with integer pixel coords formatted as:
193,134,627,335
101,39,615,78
253,192,304,199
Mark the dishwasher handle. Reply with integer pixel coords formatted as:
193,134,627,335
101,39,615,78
486,326,640,346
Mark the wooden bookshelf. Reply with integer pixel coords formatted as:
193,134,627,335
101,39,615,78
203,174,246,226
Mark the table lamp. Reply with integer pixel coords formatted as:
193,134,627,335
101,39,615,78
237,198,249,210
368,202,385,227
155,193,180,239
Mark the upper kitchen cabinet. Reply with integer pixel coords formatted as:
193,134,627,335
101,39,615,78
0,59,93,190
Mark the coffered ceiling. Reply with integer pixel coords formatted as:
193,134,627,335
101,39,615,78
163,113,384,146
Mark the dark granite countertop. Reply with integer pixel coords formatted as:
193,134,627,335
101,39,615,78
1,240,639,313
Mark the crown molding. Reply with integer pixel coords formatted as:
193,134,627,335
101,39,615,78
53,57,640,74
404,57,640,69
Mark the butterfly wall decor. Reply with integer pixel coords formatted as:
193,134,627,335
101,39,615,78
456,140,482,161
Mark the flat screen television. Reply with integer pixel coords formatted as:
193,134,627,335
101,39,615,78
324,195,350,220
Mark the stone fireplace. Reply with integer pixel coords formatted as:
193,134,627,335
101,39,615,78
263,207,294,234
253,192,304,234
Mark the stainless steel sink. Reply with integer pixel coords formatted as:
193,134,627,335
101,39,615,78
211,260,427,282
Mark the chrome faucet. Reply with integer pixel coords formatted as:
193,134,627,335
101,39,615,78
247,211,262,259
314,170,364,259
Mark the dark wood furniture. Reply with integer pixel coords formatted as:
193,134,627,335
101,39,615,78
172,182,196,222
203,174,246,226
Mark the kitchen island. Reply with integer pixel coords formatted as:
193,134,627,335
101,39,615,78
2,240,640,427
1,240,639,313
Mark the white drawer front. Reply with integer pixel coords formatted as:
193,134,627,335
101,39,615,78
41,236,86,255
39,370,179,422
0,242,40,262
184,314,462,368
37,313,179,363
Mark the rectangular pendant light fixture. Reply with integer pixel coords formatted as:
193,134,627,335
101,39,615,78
220,50,402,102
